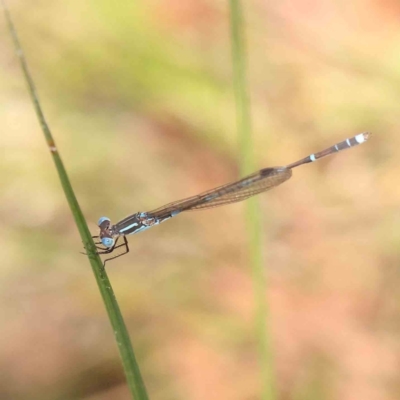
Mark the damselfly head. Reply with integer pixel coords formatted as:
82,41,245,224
98,216,111,228
98,216,115,248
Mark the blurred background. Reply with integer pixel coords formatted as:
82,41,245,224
0,0,397,399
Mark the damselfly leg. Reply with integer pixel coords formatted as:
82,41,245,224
99,236,129,266
82,236,130,266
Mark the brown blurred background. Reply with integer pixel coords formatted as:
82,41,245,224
0,1,398,399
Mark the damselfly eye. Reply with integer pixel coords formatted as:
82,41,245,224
101,237,114,248
98,216,111,227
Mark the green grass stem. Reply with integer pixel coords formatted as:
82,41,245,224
228,1,277,399
2,2,149,399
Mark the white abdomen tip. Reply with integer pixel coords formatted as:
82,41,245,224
355,132,371,144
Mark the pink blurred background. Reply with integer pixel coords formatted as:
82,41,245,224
0,1,397,399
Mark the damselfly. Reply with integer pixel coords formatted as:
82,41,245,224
93,132,370,265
